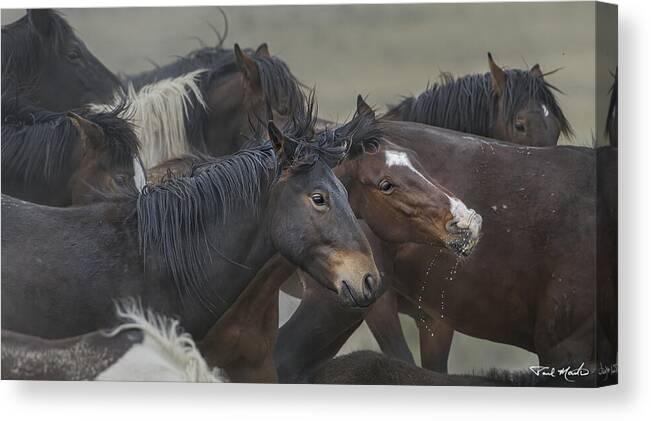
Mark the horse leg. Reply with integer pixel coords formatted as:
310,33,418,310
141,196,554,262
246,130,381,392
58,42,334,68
418,315,454,373
200,254,295,383
275,272,365,383
364,289,415,364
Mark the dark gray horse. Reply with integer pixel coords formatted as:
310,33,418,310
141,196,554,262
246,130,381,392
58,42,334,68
1,122,380,340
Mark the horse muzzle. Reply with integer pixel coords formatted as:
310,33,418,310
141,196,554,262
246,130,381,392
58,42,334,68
445,206,482,256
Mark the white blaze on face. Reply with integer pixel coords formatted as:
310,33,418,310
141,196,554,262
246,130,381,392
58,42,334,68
384,150,482,240
384,150,435,188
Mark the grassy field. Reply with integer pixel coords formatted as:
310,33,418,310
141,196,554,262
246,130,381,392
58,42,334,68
2,3,616,373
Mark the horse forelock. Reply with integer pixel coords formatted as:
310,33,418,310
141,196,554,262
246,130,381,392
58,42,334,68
500,69,573,137
334,108,383,161
92,69,208,168
79,101,142,169
135,143,278,313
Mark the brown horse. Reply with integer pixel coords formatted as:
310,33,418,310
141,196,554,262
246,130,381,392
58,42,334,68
276,111,617,385
385,53,572,147
195,97,481,383
346,55,574,372
120,42,305,167
1,97,142,206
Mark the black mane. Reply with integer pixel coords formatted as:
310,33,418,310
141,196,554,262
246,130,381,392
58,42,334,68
80,102,141,170
386,70,573,139
1,10,74,93
274,92,349,170
1,95,139,187
132,98,351,311
1,95,78,185
135,142,278,311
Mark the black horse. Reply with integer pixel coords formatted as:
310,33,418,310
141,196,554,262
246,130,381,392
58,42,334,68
1,94,142,206
1,9,121,110
385,53,572,147
1,121,380,340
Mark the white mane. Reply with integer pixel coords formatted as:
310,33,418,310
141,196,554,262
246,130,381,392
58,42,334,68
96,299,226,383
93,69,209,169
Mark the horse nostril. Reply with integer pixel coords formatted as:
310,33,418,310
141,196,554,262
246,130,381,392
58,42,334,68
446,220,460,233
363,273,375,299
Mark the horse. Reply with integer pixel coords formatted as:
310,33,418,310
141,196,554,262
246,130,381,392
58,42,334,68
1,94,143,206
1,300,226,382
275,115,617,384
333,56,575,372
384,53,572,147
104,42,305,167
309,351,597,387
1,121,380,342
196,97,482,382
1,9,122,111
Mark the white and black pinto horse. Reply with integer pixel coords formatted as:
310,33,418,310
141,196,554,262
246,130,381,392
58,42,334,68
1,300,226,382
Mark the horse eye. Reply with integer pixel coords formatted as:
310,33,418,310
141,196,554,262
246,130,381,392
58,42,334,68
67,50,81,61
379,179,394,193
514,121,526,132
311,193,326,206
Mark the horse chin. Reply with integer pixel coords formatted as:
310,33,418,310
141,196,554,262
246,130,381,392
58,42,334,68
446,236,479,257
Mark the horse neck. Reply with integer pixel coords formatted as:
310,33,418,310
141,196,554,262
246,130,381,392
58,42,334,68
162,195,278,337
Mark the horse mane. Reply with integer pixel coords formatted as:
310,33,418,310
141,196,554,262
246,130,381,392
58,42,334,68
1,10,74,94
274,92,349,170
386,69,573,139
134,142,278,312
2,93,140,189
1,94,78,185
107,299,226,382
80,101,141,172
331,107,384,160
92,70,208,168
127,45,306,141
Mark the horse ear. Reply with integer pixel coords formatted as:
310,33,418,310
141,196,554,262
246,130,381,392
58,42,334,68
487,52,506,95
234,43,261,87
267,121,286,157
255,43,271,58
67,112,104,149
356,95,375,118
530,63,544,78
27,9,55,37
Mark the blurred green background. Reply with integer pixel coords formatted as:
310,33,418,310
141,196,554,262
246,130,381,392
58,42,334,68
2,3,617,374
